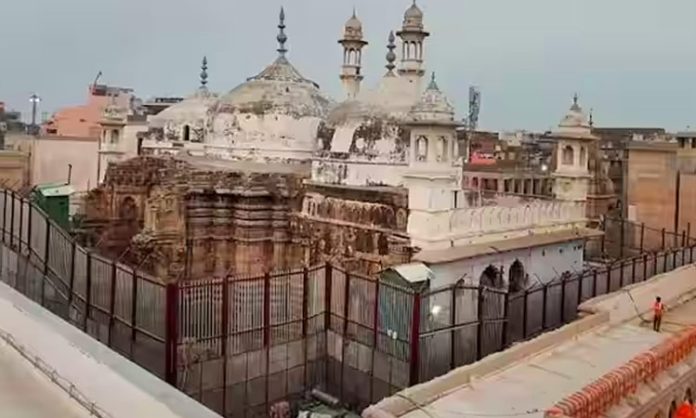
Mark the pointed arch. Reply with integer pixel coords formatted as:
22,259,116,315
562,145,574,165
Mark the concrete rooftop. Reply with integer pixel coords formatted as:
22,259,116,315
364,264,696,418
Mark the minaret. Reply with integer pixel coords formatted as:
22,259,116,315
200,56,209,90
338,9,368,99
396,0,430,85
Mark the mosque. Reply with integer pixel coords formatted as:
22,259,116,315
81,2,602,291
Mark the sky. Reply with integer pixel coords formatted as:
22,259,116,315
2,0,696,132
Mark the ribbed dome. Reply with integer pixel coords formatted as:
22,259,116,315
403,1,424,30
409,74,455,123
150,89,218,129
218,56,332,119
559,95,590,129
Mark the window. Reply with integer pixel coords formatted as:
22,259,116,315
562,145,574,165
183,125,190,142
110,129,119,144
579,146,587,168
416,136,428,162
437,136,448,162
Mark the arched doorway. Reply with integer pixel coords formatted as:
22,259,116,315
479,265,502,289
119,196,138,221
183,125,191,142
508,260,527,293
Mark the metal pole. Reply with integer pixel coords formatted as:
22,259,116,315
26,202,32,258
129,271,138,359
340,272,350,400
522,289,528,339
41,223,50,307
370,278,380,403
501,291,510,349
1,189,6,244
9,191,15,249
409,289,422,386
263,271,271,410
476,286,485,360
221,276,229,416
324,263,332,388
107,262,117,347
619,218,625,259
560,276,567,324
18,198,23,253
640,223,645,253
83,252,92,332
450,285,456,370
541,284,548,330
661,228,666,251
164,282,179,386
67,241,76,322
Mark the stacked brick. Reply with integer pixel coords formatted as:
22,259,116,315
546,326,696,418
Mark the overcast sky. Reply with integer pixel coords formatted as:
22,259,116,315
2,0,696,131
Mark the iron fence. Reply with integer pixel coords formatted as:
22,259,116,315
1,188,696,417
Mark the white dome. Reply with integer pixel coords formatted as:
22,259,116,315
218,56,331,119
150,89,217,129
409,74,455,123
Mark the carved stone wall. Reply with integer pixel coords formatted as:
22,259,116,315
293,183,410,275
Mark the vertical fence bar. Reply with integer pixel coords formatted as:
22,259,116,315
18,198,23,252
340,272,350,401
409,289,421,386
592,270,598,297
263,271,271,410
9,191,15,248
640,223,645,253
2,189,7,244
577,274,584,306
661,228,666,250
450,285,456,370
501,291,510,349
370,278,380,403
129,271,138,358
324,263,333,389
476,286,485,361
26,200,32,257
522,289,528,338
619,218,625,258
83,252,92,332
221,276,229,417
107,261,117,347
41,223,51,306
164,282,179,386
301,266,309,392
541,284,548,330
560,277,567,324
643,254,648,281
67,241,76,321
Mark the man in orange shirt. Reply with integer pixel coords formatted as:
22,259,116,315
653,296,665,332
675,401,694,418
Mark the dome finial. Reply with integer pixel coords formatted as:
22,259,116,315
200,56,209,88
277,7,288,57
352,5,357,18
573,92,578,106
385,31,397,75
427,72,439,90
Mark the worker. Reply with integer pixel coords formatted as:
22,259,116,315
653,296,665,332
675,401,694,418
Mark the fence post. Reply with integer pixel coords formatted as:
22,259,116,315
606,266,612,293
661,228,666,250
592,270,598,297
640,223,645,253
450,285,456,370
83,252,92,332
631,258,637,284
27,204,32,258
221,276,229,417
263,271,271,410
301,266,309,392
643,254,648,280
476,286,486,361
340,272,351,400
164,282,179,386
129,270,138,359
2,189,7,244
409,289,422,386
663,250,668,273
324,263,333,389
541,284,549,330
653,251,658,274
619,261,625,288
560,277,567,324
107,261,117,347
41,223,51,307
371,278,381,402
18,198,23,253
522,289,528,338
577,274,584,306
67,241,76,322
501,291,510,349
9,191,14,249
683,230,688,266
619,218,625,259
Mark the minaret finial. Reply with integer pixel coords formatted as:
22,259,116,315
589,108,594,127
352,5,356,18
200,56,209,88
277,7,288,57
573,93,578,106
386,31,396,74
